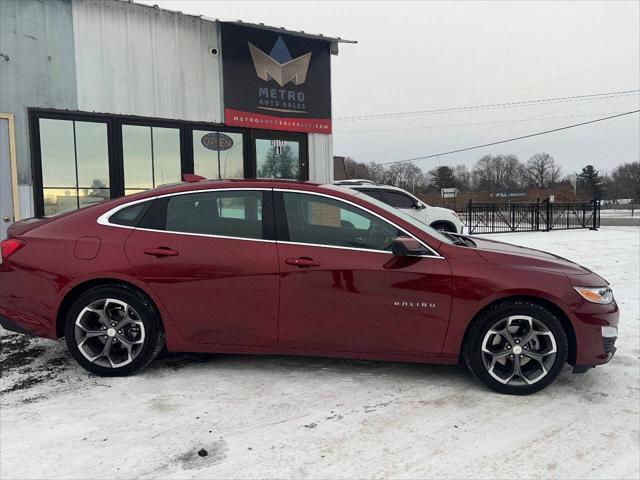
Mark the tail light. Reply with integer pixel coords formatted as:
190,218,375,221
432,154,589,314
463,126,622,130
1,239,25,260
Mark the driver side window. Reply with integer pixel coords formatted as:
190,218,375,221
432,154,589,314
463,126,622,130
282,192,403,251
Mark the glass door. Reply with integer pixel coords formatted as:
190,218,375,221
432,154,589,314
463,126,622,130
193,129,244,179
253,132,308,181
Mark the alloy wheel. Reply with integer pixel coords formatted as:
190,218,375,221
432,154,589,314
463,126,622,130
481,315,557,386
74,298,146,368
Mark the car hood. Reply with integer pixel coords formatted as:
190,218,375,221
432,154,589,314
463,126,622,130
470,236,594,276
427,206,457,217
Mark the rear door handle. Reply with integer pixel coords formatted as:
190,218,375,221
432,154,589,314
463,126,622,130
144,247,179,257
285,257,320,268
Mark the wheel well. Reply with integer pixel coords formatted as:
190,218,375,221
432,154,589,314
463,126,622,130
430,220,457,233
462,295,577,365
56,279,162,338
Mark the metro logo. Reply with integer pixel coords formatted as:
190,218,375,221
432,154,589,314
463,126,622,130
248,36,312,87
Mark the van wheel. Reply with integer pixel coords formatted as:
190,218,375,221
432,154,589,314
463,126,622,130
462,300,568,395
64,285,165,376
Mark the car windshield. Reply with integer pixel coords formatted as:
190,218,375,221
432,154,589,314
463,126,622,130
326,186,456,245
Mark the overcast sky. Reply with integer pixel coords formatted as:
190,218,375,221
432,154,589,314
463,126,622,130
147,0,639,175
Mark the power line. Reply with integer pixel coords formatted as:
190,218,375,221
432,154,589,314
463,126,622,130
334,90,639,122
465,53,640,105
379,110,640,166
356,86,639,161
335,111,629,135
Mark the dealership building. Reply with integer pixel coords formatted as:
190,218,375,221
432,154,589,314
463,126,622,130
0,0,354,238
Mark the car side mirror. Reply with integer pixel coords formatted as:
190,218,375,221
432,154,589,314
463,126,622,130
413,203,425,210
391,237,428,256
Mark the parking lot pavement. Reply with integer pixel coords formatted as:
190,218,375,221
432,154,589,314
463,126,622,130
1,227,638,479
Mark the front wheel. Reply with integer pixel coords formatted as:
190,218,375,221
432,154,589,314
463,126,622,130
64,285,165,376
462,300,568,395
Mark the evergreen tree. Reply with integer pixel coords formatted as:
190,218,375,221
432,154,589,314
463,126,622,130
576,165,603,199
429,166,457,191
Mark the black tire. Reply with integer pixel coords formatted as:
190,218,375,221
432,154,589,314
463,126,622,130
462,300,568,395
64,285,165,376
431,221,457,233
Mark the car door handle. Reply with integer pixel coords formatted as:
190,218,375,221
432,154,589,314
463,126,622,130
143,247,179,257
285,257,320,268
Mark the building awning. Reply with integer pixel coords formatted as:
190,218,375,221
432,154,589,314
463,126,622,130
218,20,356,55
124,1,356,55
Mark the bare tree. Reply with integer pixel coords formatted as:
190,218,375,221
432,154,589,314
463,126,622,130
472,154,522,191
524,153,561,188
453,164,473,191
609,161,640,202
365,162,386,184
384,163,426,193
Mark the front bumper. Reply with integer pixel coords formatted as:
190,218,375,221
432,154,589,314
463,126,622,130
572,302,619,372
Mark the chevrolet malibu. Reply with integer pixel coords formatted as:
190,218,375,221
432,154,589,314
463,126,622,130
0,180,618,394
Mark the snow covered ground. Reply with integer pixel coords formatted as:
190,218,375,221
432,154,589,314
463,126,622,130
1,227,639,480
601,209,637,218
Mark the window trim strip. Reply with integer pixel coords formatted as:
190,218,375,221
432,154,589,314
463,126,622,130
96,187,445,259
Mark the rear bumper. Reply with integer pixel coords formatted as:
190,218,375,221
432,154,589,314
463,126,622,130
0,313,36,335
0,265,59,339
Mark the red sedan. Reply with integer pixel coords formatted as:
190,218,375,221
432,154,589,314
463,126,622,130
0,180,618,394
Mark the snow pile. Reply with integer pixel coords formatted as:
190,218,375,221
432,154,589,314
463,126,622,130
1,227,638,479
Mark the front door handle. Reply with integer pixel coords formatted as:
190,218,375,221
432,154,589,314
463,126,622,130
144,247,179,257
285,257,320,268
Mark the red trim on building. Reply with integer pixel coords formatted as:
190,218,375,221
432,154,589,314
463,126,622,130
225,108,332,134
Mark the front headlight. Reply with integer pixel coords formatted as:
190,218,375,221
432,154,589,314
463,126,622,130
574,286,614,304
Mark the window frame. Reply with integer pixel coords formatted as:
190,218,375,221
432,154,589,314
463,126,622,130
29,109,258,217
32,113,115,216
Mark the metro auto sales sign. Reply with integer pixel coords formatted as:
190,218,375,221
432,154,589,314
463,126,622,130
220,23,332,134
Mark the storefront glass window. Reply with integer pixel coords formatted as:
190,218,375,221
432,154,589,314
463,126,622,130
153,127,182,186
123,125,181,194
39,119,110,216
193,130,244,179
255,139,301,180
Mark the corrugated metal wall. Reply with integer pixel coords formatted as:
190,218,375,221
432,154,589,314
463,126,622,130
72,0,223,123
308,133,334,184
0,0,77,216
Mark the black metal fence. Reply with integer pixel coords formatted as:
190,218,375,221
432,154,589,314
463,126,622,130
465,199,600,234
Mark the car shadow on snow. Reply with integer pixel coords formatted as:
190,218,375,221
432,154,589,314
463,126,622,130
1,331,618,402
151,349,478,388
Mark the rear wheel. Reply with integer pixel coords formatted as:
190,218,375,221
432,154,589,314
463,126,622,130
64,285,164,376
462,300,568,395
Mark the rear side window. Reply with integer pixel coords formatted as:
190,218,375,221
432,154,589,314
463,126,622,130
383,191,417,209
165,191,264,239
354,188,385,202
109,200,153,227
